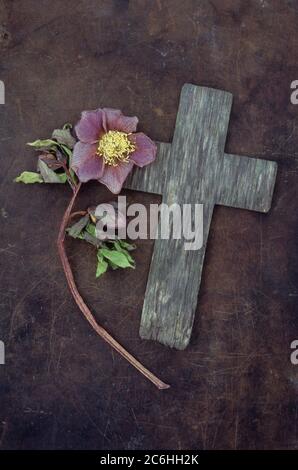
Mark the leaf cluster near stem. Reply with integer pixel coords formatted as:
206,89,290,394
66,214,136,278
14,124,77,189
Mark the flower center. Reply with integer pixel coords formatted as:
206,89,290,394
97,130,136,166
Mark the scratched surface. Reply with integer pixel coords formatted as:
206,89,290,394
0,0,298,450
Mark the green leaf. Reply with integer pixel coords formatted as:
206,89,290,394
52,128,76,149
66,149,77,185
66,215,89,238
96,254,108,278
59,144,73,158
113,241,135,265
99,248,134,269
117,239,137,251
27,139,57,150
69,168,77,185
37,158,67,183
57,172,68,183
108,260,119,270
86,222,96,237
14,171,43,184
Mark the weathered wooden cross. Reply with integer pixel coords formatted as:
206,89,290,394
125,84,277,350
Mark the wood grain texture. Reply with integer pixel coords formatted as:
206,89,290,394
125,84,277,349
2,0,297,450
217,153,277,212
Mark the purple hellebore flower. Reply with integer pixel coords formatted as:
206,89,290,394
71,108,157,194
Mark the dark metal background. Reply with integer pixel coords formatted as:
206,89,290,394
0,0,297,450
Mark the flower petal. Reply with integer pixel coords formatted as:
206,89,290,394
72,141,97,168
71,142,104,182
103,108,138,133
75,109,104,143
102,108,121,132
99,161,134,194
129,133,157,167
116,115,139,133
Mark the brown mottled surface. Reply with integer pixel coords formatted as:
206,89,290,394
0,0,297,450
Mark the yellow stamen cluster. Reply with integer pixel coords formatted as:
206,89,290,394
97,130,136,166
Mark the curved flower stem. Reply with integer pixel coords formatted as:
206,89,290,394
57,183,170,390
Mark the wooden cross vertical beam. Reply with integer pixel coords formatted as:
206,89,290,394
125,84,277,349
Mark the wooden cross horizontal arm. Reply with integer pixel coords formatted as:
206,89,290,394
217,153,277,212
126,146,277,214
